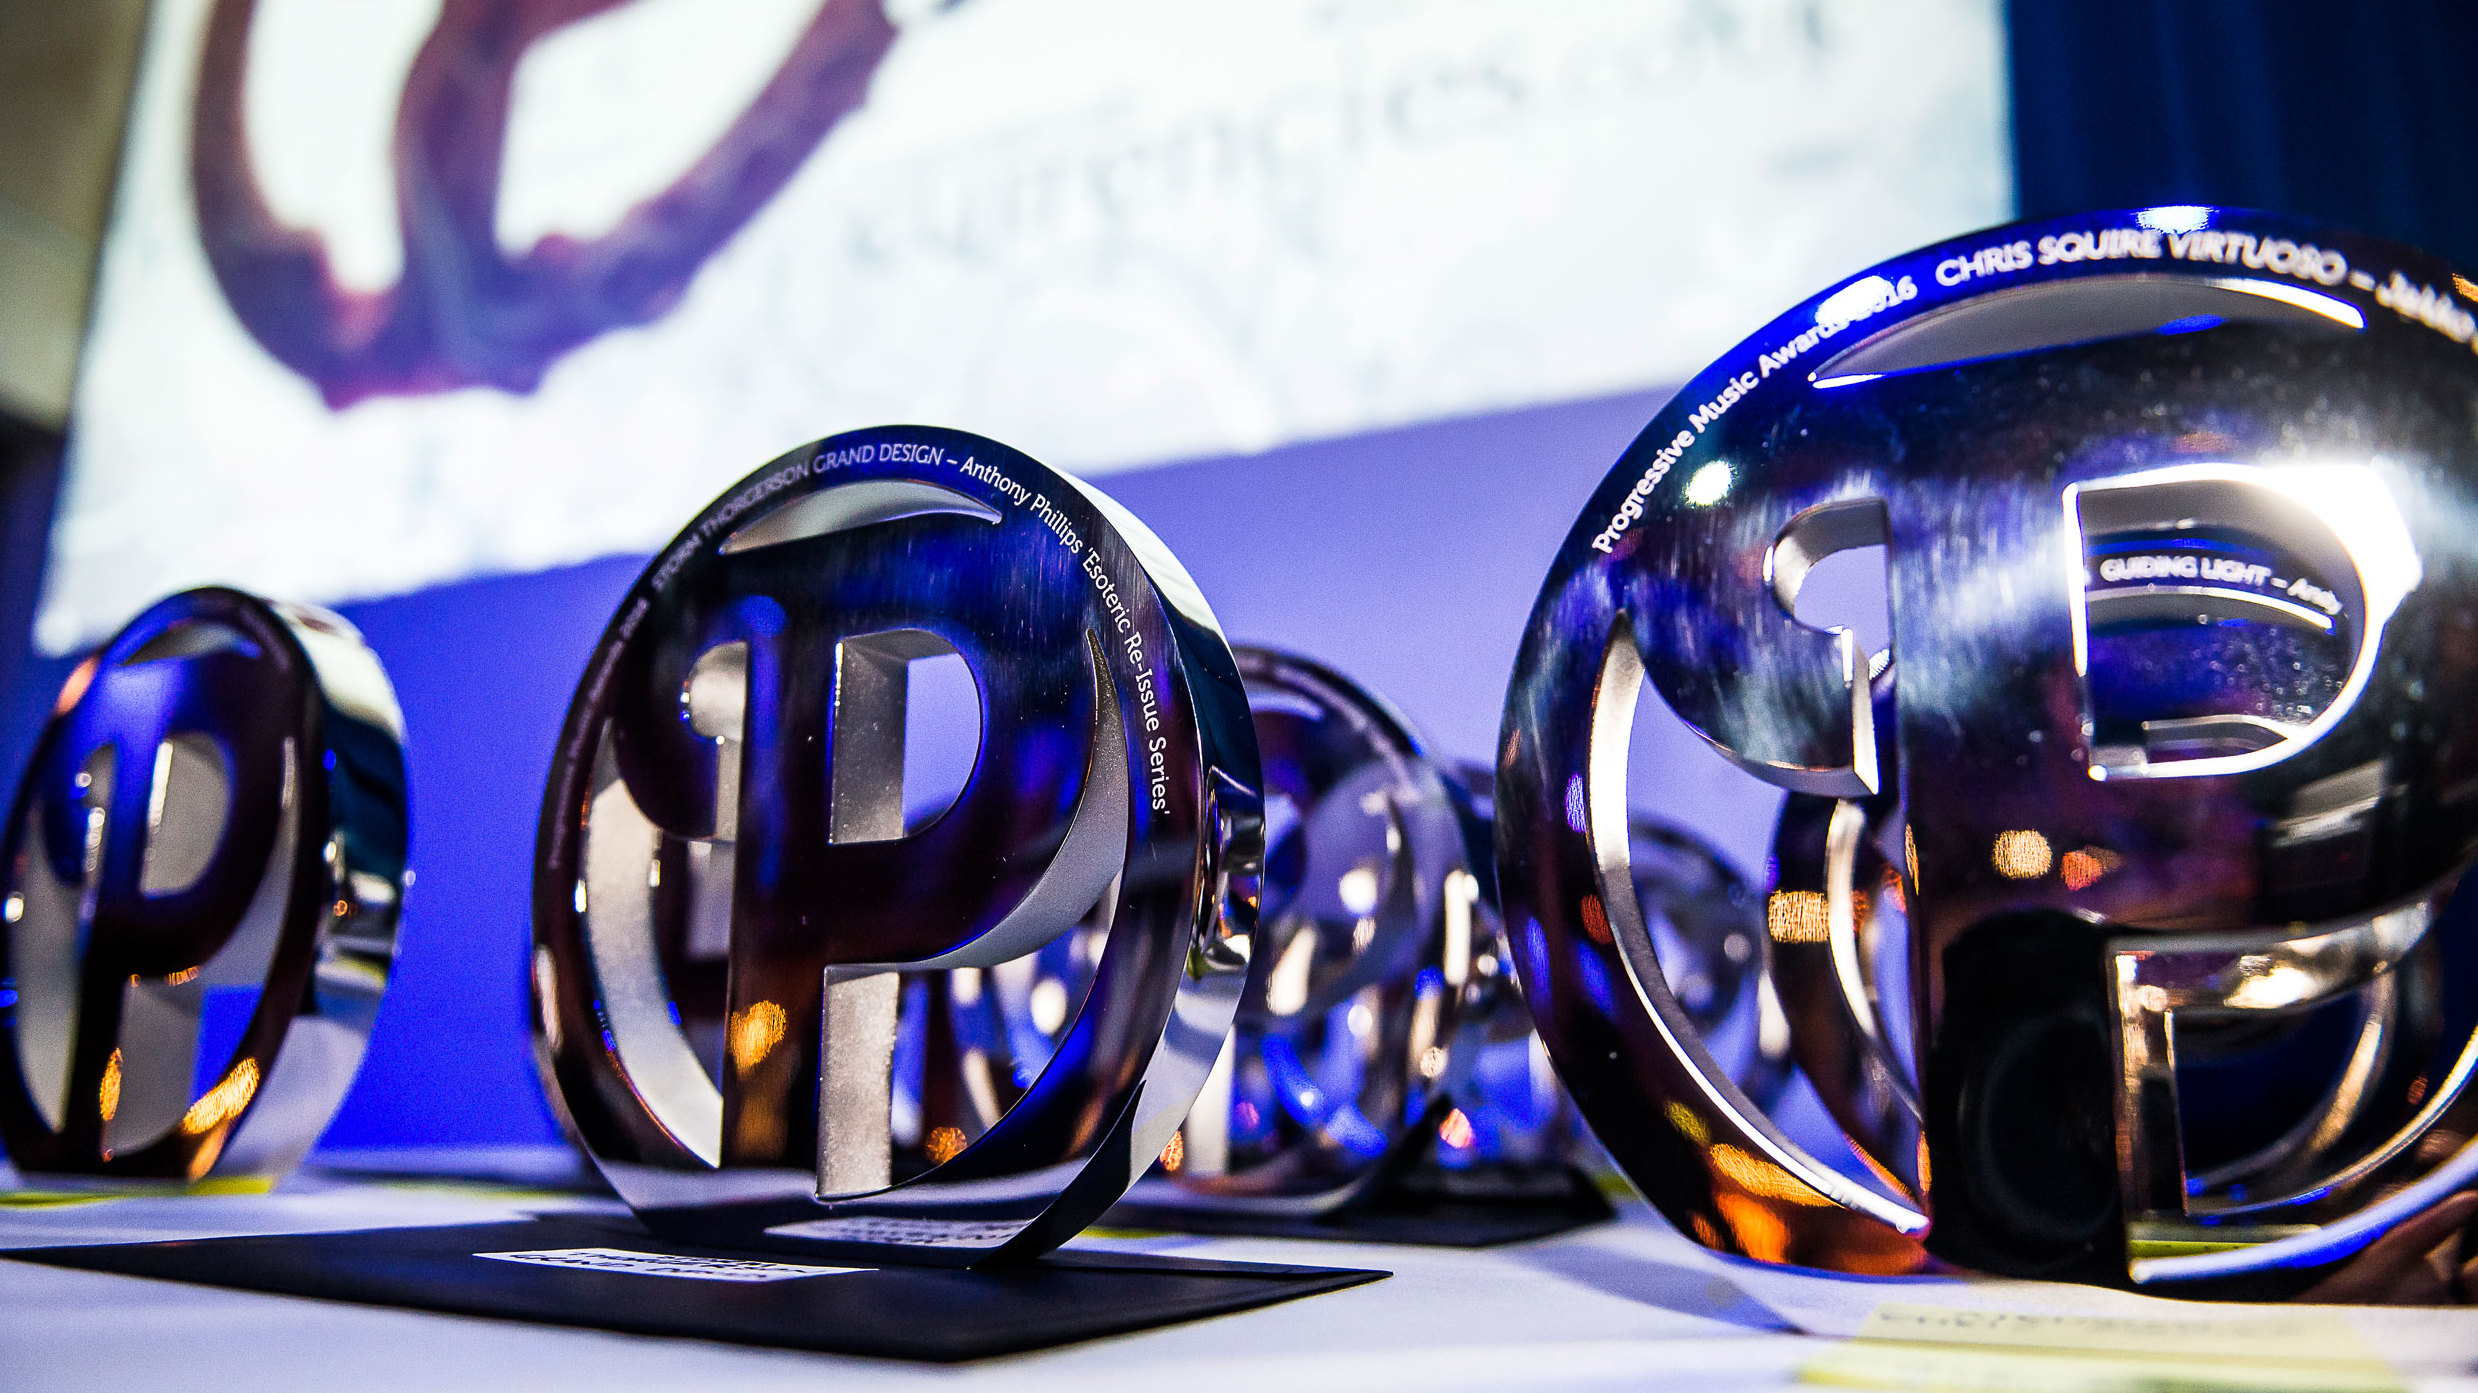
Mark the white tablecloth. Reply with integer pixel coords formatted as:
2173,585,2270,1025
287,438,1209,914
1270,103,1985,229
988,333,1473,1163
3,1160,2473,1391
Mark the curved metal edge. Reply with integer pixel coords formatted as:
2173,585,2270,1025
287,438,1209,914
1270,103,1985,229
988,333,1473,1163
1588,622,1929,1239
0,587,404,1182
2132,1129,2478,1284
1141,644,1485,1217
527,429,1262,1267
1580,207,2478,794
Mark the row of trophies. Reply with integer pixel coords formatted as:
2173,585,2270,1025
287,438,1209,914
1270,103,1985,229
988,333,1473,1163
6,207,2478,1299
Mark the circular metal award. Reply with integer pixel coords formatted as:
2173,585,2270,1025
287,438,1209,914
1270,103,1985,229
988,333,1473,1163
891,650,1525,1219
1499,208,2478,1288
532,426,1262,1265
1454,761,1775,1171
1149,647,1499,1211
0,588,406,1182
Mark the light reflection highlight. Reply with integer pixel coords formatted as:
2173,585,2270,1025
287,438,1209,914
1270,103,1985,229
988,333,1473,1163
1991,829,2052,880
1766,890,1829,944
728,999,787,1072
1684,462,1734,507
180,1057,261,1135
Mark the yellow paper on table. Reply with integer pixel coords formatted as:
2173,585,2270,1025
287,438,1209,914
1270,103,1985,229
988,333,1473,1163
0,1175,275,1208
1802,1301,2403,1393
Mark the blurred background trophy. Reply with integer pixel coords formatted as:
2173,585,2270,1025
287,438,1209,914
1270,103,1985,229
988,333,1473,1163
0,587,404,1184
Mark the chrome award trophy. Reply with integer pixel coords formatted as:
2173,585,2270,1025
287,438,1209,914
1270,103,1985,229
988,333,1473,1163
532,426,1262,1266
1120,648,1509,1221
1453,760,1780,1184
1498,208,2478,1289
0,589,406,1182
910,650,1609,1238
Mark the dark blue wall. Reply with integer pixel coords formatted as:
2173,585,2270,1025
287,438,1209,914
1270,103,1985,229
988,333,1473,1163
2010,0,2478,269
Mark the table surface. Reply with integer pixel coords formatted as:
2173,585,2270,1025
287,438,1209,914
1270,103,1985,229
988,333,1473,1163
3,1155,2474,1392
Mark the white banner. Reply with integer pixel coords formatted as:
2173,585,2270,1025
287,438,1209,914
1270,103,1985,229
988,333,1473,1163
42,0,2007,650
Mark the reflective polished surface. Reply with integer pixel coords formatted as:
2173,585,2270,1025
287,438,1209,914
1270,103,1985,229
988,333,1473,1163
1457,760,1776,1178
892,650,1532,1217
1145,648,1498,1213
0,588,406,1180
532,427,1262,1265
1498,209,2478,1286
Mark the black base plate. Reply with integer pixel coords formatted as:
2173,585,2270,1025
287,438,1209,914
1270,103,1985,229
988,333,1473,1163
1103,1166,1615,1247
0,1212,1385,1362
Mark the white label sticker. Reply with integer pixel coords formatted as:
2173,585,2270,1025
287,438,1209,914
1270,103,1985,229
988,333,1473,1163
765,1217,1029,1249
474,1247,863,1283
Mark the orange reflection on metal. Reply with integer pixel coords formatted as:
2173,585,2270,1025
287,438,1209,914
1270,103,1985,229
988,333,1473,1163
99,1048,122,1122
1708,1143,1830,1206
1990,829,2052,880
1577,895,1612,945
180,1057,261,1135
728,1000,788,1073
1766,890,1829,944
2059,845,2123,891
51,655,98,717
1439,1108,1475,1150
925,1125,967,1164
1160,1131,1184,1173
1714,1191,1791,1263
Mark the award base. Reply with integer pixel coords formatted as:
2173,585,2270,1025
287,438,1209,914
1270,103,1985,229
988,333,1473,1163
1103,1163,1614,1248
1,1212,1386,1362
